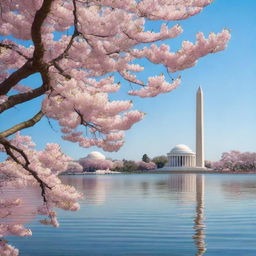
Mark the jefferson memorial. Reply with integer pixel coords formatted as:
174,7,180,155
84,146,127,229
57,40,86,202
167,144,196,168
166,87,207,171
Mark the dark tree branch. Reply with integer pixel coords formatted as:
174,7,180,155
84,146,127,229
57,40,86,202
31,0,54,63
0,61,35,96
0,110,44,138
0,85,47,113
30,0,53,92
72,0,80,35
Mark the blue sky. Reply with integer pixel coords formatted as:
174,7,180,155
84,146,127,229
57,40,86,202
1,0,256,162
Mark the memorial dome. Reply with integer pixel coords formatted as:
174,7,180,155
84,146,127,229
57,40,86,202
170,144,195,155
167,144,196,168
86,151,106,160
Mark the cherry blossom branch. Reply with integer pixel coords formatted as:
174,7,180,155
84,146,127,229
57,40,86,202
74,108,101,131
0,43,30,60
0,138,51,202
49,0,83,80
1,140,30,167
0,109,50,204
51,62,71,80
119,71,146,86
122,30,160,44
51,0,80,64
0,110,44,138
71,1,95,50
52,0,80,62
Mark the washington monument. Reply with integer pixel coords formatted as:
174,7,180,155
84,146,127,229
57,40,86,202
196,87,205,168
166,87,206,170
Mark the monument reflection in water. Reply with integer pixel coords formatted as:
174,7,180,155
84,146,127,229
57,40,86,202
194,175,206,256
160,174,206,255
64,174,206,255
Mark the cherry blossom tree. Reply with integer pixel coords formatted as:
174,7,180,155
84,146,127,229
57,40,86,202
79,157,114,171
65,161,83,173
136,161,157,170
0,133,83,255
112,160,124,170
212,151,256,172
0,0,230,254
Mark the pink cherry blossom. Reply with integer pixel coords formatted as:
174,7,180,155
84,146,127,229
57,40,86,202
136,161,157,170
79,158,114,171
212,151,256,172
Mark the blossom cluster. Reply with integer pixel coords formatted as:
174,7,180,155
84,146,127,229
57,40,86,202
78,158,114,172
212,151,256,172
136,161,157,170
0,134,82,255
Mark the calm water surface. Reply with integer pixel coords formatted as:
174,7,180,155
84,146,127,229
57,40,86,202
8,174,256,256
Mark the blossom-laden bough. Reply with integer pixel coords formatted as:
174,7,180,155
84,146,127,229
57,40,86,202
0,0,230,254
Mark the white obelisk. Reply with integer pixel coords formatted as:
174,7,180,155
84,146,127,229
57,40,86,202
196,87,205,168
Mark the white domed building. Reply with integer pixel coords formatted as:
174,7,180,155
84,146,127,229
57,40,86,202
167,144,196,169
86,151,106,160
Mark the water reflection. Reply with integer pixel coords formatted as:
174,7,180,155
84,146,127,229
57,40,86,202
163,174,197,193
153,174,196,191
154,174,206,255
7,174,256,256
61,176,107,205
222,180,256,199
61,174,207,255
154,174,197,204
193,175,206,256
140,181,150,196
0,186,41,224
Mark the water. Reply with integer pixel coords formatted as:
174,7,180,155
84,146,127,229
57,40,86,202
7,173,256,256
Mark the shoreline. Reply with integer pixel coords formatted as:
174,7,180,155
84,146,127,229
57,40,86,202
62,170,256,175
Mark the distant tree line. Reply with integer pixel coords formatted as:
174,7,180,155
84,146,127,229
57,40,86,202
66,150,256,173
65,154,168,173
208,151,256,172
